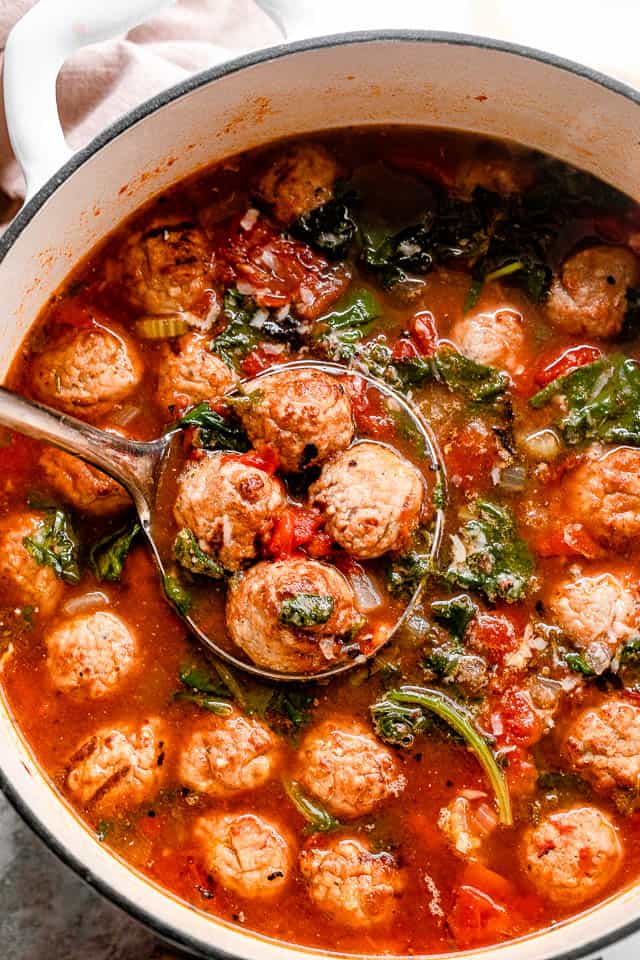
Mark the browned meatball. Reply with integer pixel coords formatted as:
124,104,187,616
66,720,166,814
255,143,338,225
455,152,534,198
522,806,622,906
31,324,143,418
173,453,286,571
178,708,281,796
450,309,527,378
309,441,424,559
548,571,639,673
156,332,238,414
226,558,364,673
0,512,64,617
563,447,640,548
296,719,406,818
547,245,639,338
239,369,354,472
40,447,129,516
565,699,640,792
194,812,293,899
46,610,137,699
118,216,218,328
300,835,404,927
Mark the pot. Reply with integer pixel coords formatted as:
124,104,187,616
1,2,639,958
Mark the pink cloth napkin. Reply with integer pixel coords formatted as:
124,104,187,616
0,0,280,201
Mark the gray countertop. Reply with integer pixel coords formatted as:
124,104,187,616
0,791,170,959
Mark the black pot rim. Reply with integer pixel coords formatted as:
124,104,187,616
1,27,639,960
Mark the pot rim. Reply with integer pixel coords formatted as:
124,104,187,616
1,27,640,960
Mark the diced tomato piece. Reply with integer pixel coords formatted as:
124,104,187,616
494,689,543,748
138,812,164,840
449,884,511,947
534,345,602,387
214,214,349,319
535,523,602,560
503,747,539,797
241,346,273,377
237,445,279,475
411,311,439,356
50,298,101,329
266,506,325,557
343,376,395,438
305,531,334,558
469,613,517,656
443,421,498,492
461,862,515,902
391,337,420,361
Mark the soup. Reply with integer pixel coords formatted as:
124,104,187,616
2,128,640,954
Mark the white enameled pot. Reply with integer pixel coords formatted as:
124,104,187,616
1,2,640,958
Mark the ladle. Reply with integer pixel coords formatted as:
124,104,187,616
0,360,446,682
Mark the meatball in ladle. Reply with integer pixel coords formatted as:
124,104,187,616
0,360,445,682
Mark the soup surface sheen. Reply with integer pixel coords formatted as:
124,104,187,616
3,128,640,954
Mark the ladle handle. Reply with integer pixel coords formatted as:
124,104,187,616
0,386,162,503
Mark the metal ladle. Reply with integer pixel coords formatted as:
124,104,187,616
0,360,445,682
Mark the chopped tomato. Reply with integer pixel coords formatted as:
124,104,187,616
534,345,602,387
138,812,164,840
493,689,543,748
266,506,325,557
50,298,101,329
535,523,602,559
241,346,273,377
391,337,420,361
469,613,517,656
462,862,515,902
449,885,511,947
343,376,395,438
237,445,279,475
214,214,349,319
503,747,539,797
305,531,334,558
411,311,439,356
443,421,498,492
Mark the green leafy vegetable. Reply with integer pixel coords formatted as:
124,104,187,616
291,196,357,260
266,688,314,730
279,593,334,628
444,500,534,603
371,685,512,825
23,509,80,583
284,780,341,833
620,637,640,663
177,402,250,451
210,289,302,368
565,651,596,677
537,770,590,794
422,645,461,679
315,288,380,360
530,355,640,447
180,662,227,694
429,348,510,402
96,820,112,842
431,594,478,640
173,528,226,579
163,574,192,615
387,528,433,598
89,522,140,582
174,690,234,715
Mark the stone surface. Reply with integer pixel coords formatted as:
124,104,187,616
0,791,169,958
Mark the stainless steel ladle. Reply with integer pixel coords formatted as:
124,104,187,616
0,360,445,683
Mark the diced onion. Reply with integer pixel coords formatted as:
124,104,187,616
240,207,259,231
497,464,527,491
135,315,191,339
347,569,382,612
62,591,110,615
522,428,561,462
236,281,257,295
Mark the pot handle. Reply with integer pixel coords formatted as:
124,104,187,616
3,0,175,202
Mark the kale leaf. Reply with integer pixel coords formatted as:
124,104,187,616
431,594,478,640
530,355,640,446
565,652,597,677
291,196,357,260
163,574,192,615
387,528,434,598
279,593,334,628
89,522,140,582
177,402,250,451
173,528,226,579
393,347,509,402
315,287,380,360
23,509,80,584
444,500,534,603
210,289,302,369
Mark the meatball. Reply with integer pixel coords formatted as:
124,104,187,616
309,441,424,559
296,719,406,818
522,806,622,906
45,610,137,699
455,152,534,197
255,143,338,225
0,512,64,617
563,447,640,548
226,558,364,673
66,720,166,814
173,453,286,571
565,699,640,793
178,708,281,796
31,324,143,417
40,447,129,516
450,309,527,378
239,368,354,473
156,332,238,414
194,812,292,899
548,572,638,672
547,245,639,338
118,216,218,327
300,835,404,927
